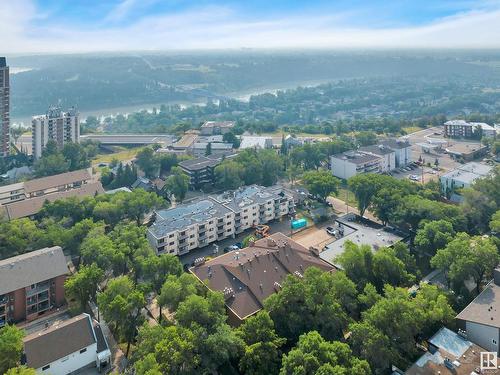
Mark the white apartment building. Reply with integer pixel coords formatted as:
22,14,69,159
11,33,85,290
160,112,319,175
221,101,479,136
147,185,295,255
380,138,412,167
440,162,493,201
32,106,80,158
358,144,396,172
330,151,382,180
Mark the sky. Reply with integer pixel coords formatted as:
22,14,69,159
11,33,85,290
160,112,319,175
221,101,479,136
2,0,500,53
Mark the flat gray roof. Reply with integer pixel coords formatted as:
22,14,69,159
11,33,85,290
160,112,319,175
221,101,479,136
0,247,68,295
320,214,405,266
441,162,493,184
214,185,289,212
332,151,381,165
179,156,221,171
456,278,500,329
149,197,232,237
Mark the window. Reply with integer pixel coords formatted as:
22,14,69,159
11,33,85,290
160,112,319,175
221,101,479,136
80,348,87,354
42,365,50,371
493,339,498,345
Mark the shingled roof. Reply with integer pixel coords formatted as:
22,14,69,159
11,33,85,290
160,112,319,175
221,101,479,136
23,169,91,194
0,246,68,295
190,232,335,321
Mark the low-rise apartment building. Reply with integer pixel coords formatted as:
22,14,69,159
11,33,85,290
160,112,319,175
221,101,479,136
147,185,295,255
190,232,336,324
330,151,382,179
200,121,235,135
0,169,103,220
358,144,396,172
444,120,497,139
23,313,111,374
0,247,68,326
380,138,412,167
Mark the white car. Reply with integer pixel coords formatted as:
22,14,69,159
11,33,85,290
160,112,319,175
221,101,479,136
326,226,336,236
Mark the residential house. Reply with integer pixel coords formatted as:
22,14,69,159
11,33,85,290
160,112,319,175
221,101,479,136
456,266,500,355
23,313,111,374
0,247,68,326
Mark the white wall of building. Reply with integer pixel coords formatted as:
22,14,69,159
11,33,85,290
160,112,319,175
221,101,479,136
330,157,357,179
32,111,79,158
36,342,97,375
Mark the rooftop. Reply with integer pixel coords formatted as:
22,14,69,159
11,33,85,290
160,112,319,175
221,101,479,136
190,232,336,320
23,314,95,369
214,185,291,213
80,134,175,146
4,181,104,220
201,121,235,129
441,162,493,185
240,136,273,149
179,156,221,171
23,169,92,194
149,197,232,237
380,138,411,150
405,327,496,375
173,133,198,148
445,120,496,131
445,142,487,156
0,247,68,295
456,270,500,329
333,151,382,165
193,142,233,150
320,213,406,266
359,144,396,155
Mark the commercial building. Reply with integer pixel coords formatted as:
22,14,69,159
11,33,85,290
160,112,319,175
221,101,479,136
444,142,488,161
190,232,336,324
319,213,406,266
0,247,68,326
200,121,235,135
440,162,493,201
240,136,273,150
178,153,237,190
147,185,295,255
405,327,499,375
32,106,80,158
0,57,9,157
444,120,497,139
0,169,103,220
23,313,111,374
456,266,500,355
330,151,382,180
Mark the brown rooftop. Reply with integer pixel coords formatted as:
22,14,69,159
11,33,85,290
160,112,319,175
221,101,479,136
190,232,336,321
24,314,95,369
5,181,104,220
23,169,92,194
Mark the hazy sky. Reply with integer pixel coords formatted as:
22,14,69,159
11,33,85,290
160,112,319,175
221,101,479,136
2,0,500,53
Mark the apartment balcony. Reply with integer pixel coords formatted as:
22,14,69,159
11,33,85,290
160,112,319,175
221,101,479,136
26,281,50,297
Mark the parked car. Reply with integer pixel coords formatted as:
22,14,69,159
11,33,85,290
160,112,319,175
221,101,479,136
224,245,240,253
326,226,336,236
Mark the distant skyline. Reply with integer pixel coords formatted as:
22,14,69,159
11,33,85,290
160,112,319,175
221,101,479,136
2,0,500,53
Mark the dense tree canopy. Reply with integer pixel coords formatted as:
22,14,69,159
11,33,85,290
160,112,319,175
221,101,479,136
0,325,24,374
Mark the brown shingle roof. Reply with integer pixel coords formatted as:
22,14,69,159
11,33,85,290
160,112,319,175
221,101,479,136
0,246,68,295
23,169,91,194
190,232,335,320
5,182,104,220
24,314,95,369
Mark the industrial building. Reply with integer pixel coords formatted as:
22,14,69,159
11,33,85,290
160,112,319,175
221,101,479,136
147,185,295,255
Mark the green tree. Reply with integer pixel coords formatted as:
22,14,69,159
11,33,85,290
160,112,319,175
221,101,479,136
223,131,240,148
205,142,212,156
215,160,243,190
33,153,70,177
0,325,24,374
238,311,286,375
414,219,455,255
164,167,189,202
62,142,90,171
158,273,198,314
97,276,146,357
280,331,371,375
265,267,350,343
175,292,227,332
122,189,164,225
260,149,284,186
301,170,340,202
490,210,500,232
0,219,43,260
431,233,500,293
5,366,37,375
136,147,160,178
65,264,104,312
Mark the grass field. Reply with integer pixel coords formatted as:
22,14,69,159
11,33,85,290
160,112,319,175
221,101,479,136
335,187,357,207
92,146,143,165
402,126,423,134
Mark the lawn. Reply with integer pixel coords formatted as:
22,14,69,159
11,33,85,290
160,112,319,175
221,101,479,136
402,126,423,135
92,146,143,165
335,187,357,207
